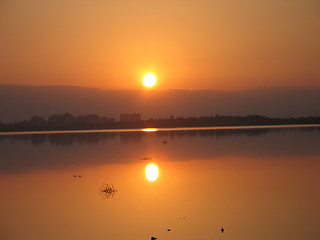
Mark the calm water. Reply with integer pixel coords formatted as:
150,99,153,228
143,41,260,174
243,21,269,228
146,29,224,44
0,126,320,240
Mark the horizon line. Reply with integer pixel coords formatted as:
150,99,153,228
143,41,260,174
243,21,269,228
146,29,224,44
1,83,319,92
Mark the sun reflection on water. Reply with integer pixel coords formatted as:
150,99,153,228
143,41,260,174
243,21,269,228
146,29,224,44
145,163,159,181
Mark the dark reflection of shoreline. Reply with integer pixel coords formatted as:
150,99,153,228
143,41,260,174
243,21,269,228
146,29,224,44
157,126,320,139
0,132,118,146
0,127,320,174
1,127,319,146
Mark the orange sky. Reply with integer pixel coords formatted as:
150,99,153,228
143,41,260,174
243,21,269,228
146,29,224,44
0,0,319,90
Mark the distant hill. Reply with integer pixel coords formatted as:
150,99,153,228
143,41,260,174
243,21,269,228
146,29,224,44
0,85,320,123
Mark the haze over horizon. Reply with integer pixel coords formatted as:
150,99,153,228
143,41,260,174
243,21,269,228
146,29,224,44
1,84,320,123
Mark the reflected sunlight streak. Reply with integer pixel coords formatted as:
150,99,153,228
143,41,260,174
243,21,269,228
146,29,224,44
142,128,158,132
145,163,159,181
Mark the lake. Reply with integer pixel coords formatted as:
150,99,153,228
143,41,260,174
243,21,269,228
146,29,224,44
0,126,320,240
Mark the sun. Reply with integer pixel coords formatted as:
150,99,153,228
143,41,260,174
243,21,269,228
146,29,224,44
142,73,157,88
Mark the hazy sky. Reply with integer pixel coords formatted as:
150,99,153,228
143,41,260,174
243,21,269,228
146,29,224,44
0,0,319,90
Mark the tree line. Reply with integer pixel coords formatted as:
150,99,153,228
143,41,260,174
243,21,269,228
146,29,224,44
0,113,116,131
0,113,320,132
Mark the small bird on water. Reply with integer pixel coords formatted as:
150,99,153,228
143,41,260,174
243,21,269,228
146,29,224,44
151,237,157,240
221,227,224,233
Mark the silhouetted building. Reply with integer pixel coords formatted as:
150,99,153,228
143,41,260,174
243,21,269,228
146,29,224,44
48,113,75,126
29,115,47,127
75,114,115,125
120,113,141,122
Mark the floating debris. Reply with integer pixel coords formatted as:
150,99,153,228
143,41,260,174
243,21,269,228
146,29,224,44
167,228,171,231
73,175,82,178
140,157,152,160
163,141,167,144
100,183,117,199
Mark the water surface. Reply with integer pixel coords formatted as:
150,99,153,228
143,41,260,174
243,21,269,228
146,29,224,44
1,126,319,240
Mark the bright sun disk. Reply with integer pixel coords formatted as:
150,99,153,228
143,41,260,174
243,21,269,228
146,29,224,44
142,73,157,87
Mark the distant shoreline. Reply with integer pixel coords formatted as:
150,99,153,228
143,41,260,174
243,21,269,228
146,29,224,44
1,114,320,134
